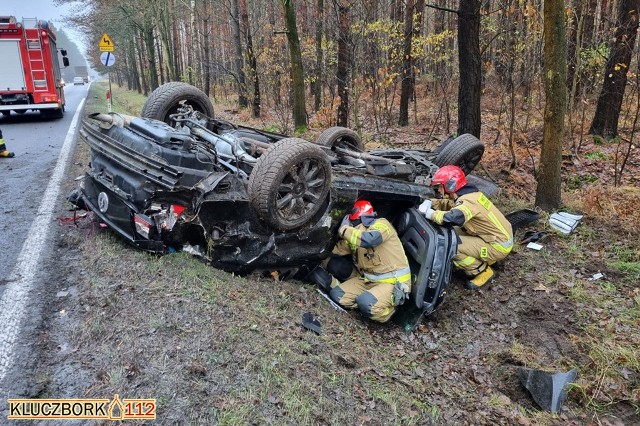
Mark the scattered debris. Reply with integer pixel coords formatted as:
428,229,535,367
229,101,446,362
505,209,540,233
517,367,578,412
316,289,347,312
549,212,583,235
526,242,543,251
519,230,549,245
587,272,604,281
533,284,550,292
301,312,322,335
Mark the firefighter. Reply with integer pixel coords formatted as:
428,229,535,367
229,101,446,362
0,128,15,158
328,200,411,323
419,165,513,289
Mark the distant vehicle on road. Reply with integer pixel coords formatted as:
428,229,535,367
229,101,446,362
73,77,84,85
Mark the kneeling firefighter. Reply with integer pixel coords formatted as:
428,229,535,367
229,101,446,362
418,165,513,289
310,200,411,323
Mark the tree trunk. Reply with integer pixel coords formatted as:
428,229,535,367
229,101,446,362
313,0,324,111
589,0,640,139
239,0,260,117
203,17,211,96
457,0,482,138
535,0,567,211
137,28,149,96
398,0,415,126
282,0,308,129
231,0,248,108
144,24,159,90
335,2,350,127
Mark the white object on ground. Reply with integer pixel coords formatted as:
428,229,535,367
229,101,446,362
549,212,583,234
526,242,543,251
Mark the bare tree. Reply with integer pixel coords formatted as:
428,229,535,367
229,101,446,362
281,0,308,129
589,0,640,139
535,0,567,210
457,0,482,138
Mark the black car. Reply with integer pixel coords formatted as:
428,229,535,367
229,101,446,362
74,82,487,319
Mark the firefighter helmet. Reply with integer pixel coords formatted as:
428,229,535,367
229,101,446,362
431,165,468,194
349,200,375,220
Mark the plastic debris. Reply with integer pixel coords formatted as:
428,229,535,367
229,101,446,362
549,212,583,235
526,242,543,251
588,272,604,281
302,312,322,335
316,289,347,312
517,367,578,412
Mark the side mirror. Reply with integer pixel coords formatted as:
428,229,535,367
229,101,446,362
62,57,69,67
60,49,67,56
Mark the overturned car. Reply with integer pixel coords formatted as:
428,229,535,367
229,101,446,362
74,82,487,318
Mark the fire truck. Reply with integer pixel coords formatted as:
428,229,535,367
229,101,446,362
0,16,68,118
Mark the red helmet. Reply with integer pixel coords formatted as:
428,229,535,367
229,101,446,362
431,165,468,194
349,200,374,220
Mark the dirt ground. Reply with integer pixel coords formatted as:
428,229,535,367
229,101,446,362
10,87,640,425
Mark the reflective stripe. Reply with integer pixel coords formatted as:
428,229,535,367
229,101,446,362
491,240,513,254
487,211,512,244
364,266,411,284
434,210,446,223
457,204,474,222
453,256,476,267
349,228,361,249
370,221,391,236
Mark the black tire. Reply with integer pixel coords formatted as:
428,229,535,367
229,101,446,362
141,82,214,125
434,133,484,175
248,138,331,231
315,126,364,151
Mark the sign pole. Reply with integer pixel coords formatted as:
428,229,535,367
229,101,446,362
99,33,116,113
108,69,113,112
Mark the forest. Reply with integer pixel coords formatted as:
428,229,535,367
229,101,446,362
59,0,639,199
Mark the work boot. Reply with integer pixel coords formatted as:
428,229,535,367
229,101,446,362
465,266,495,289
0,141,14,158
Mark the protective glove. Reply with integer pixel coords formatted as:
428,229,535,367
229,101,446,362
392,282,410,306
423,207,435,220
339,214,351,237
418,200,435,220
418,199,432,214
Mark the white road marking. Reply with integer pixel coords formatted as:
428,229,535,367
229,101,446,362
0,100,85,384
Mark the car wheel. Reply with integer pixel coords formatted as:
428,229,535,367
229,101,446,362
248,138,331,231
315,126,364,152
434,133,484,175
141,82,214,125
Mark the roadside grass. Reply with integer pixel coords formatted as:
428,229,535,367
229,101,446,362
88,81,148,116
59,83,640,423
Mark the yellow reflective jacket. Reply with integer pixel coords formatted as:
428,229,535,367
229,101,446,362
431,188,513,252
333,218,410,282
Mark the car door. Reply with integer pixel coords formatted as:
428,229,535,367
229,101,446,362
395,208,458,315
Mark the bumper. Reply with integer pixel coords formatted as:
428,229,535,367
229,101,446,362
81,175,165,252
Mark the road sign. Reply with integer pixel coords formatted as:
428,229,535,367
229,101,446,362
100,51,116,67
99,33,115,52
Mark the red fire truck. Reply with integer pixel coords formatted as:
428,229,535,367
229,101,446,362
0,16,68,118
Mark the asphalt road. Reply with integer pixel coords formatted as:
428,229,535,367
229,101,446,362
0,83,88,400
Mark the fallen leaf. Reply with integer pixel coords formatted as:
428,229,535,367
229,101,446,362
533,284,549,292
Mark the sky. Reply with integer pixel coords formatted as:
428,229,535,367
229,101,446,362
2,0,86,51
